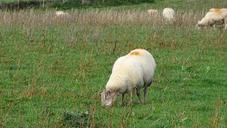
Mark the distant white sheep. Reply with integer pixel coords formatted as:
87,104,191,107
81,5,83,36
55,11,70,17
101,49,156,107
147,9,158,16
197,8,227,29
162,8,175,21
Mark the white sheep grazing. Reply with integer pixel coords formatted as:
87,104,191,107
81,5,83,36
101,49,156,107
55,11,70,17
147,9,158,16
197,8,227,29
162,8,175,21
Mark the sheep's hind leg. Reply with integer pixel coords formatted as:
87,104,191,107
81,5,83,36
136,88,142,104
143,86,148,103
143,80,153,103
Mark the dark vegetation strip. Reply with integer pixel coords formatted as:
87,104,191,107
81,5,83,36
0,0,155,10
0,1,46,10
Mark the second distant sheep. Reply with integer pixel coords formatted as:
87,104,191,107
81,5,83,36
162,8,175,21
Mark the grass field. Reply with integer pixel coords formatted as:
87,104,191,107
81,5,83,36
0,2,227,128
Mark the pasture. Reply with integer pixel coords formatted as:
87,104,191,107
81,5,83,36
0,1,227,128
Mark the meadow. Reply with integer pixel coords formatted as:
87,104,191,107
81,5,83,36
0,2,227,128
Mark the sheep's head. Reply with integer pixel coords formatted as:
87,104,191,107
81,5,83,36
196,20,205,29
197,18,224,29
101,89,117,107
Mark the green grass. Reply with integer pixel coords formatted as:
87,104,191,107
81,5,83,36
0,5,227,128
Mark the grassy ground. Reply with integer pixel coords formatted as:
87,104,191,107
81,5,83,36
0,5,227,128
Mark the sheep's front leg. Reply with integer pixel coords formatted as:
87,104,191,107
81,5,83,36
128,90,133,105
144,80,153,103
224,17,227,30
136,88,142,104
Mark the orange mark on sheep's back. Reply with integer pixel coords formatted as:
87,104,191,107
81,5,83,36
129,49,145,56
129,51,141,56
210,8,222,14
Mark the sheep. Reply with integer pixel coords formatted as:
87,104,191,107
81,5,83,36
197,8,227,29
55,10,70,17
101,49,156,107
147,9,158,16
162,8,175,21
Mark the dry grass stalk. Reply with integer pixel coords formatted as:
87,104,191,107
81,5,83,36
0,10,205,28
